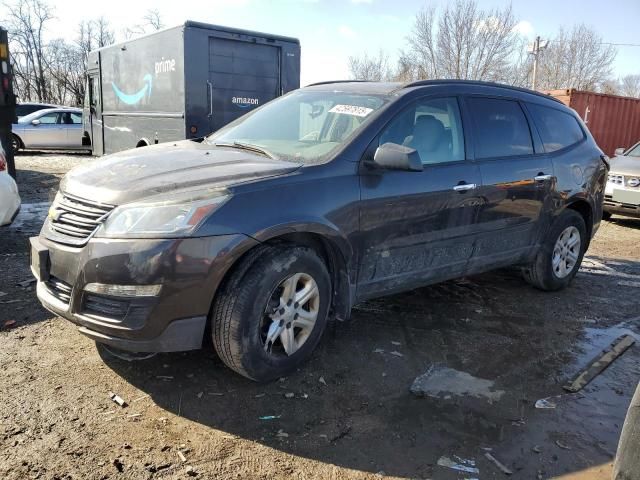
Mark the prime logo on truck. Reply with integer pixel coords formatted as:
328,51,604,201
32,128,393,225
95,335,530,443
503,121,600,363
83,21,300,156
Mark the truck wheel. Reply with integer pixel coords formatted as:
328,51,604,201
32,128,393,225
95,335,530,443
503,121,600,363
602,211,612,221
212,245,331,382
522,209,587,291
11,134,21,153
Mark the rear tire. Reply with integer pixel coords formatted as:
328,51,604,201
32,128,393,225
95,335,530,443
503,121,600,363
211,245,331,382
602,210,612,221
522,209,587,291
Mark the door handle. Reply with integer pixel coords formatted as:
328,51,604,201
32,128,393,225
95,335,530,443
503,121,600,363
534,174,553,182
207,81,213,118
452,183,477,192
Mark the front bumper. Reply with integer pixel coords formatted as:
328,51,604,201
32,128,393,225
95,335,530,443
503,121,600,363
31,233,258,352
604,193,640,219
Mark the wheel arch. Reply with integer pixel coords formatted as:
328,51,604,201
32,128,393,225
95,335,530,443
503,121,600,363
136,138,150,148
11,133,24,150
565,198,594,246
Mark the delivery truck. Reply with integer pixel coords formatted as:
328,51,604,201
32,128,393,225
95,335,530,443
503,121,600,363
83,21,300,155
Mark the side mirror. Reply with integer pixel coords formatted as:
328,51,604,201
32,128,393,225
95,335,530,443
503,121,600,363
373,143,423,172
614,147,625,156
31,119,41,126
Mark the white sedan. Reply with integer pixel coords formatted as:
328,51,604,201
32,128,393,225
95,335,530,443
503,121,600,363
11,107,86,152
0,144,21,226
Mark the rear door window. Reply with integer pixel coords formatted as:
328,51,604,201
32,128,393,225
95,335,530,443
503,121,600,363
527,103,585,152
466,97,534,159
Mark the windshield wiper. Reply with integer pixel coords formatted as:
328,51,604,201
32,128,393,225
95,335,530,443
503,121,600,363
214,141,276,159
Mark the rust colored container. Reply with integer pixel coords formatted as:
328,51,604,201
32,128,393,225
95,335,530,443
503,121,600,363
546,89,640,157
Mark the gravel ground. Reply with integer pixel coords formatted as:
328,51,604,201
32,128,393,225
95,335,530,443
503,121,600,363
1,152,639,480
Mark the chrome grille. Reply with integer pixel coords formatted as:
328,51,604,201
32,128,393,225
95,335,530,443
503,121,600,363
44,276,73,305
47,193,114,245
608,174,624,185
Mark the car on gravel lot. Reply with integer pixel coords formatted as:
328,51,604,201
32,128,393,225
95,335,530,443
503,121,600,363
15,102,60,119
604,140,640,220
0,145,20,226
30,80,609,382
12,107,86,153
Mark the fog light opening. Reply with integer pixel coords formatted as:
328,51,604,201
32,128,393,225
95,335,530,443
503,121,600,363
84,283,162,297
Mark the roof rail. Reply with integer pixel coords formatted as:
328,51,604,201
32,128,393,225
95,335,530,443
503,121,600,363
305,80,372,87
397,79,564,104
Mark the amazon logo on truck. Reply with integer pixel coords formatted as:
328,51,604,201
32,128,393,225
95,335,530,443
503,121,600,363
111,57,176,106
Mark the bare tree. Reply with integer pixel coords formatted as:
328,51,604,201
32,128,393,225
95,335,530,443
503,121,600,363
143,9,164,31
535,24,616,90
405,0,520,82
94,16,115,48
348,50,392,81
5,0,54,101
620,74,640,98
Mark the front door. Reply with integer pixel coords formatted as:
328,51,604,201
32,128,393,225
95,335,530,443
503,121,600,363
22,112,64,149
463,96,554,264
358,96,482,300
208,37,281,133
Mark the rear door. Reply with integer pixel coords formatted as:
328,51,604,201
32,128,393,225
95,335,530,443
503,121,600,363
62,111,83,148
358,96,483,299
208,37,280,132
463,96,554,264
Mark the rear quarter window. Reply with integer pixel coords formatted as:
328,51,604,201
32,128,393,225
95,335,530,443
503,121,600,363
527,103,585,153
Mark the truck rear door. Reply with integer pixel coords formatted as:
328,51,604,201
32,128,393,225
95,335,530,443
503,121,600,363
208,37,280,132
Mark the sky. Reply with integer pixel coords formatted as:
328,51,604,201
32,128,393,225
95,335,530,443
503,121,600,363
7,0,640,85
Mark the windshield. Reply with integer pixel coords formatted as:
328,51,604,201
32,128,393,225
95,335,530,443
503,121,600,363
206,90,389,164
626,143,640,157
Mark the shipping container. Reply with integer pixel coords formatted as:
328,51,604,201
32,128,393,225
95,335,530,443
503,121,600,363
546,89,640,157
83,21,300,156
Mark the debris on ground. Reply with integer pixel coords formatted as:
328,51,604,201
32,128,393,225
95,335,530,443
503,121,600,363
156,375,174,381
532,445,542,454
259,415,281,420
254,393,266,398
535,398,557,409
555,440,571,450
391,341,401,346
618,280,640,288
0,291,6,298
284,392,295,399
112,458,124,472
186,465,197,476
373,348,385,354
17,278,36,288
276,429,289,438
2,320,17,329
484,452,513,475
563,334,636,392
207,392,224,396
410,365,504,401
319,376,327,386
437,456,479,474
177,450,187,462
108,392,128,408
389,351,404,357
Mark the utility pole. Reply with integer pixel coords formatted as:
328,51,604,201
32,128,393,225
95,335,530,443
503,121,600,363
529,36,549,91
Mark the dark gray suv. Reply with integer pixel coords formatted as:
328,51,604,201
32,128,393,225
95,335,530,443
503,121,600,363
30,80,609,381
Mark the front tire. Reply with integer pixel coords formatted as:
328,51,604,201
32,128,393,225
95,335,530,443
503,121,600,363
523,209,587,291
211,245,331,382
11,134,21,153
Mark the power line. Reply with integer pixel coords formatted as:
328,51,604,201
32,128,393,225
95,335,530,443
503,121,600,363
601,43,640,47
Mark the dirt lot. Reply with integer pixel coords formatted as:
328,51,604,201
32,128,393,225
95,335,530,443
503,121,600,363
1,152,639,480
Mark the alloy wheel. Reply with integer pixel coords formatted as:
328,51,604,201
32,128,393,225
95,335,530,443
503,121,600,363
551,226,581,279
261,272,320,356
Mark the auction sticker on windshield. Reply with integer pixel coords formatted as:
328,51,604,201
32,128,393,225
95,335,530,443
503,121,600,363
329,104,373,117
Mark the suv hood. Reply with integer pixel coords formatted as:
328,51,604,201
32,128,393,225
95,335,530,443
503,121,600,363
61,140,301,205
610,155,640,176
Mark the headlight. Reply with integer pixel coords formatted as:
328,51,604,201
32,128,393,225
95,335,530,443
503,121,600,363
95,189,229,238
